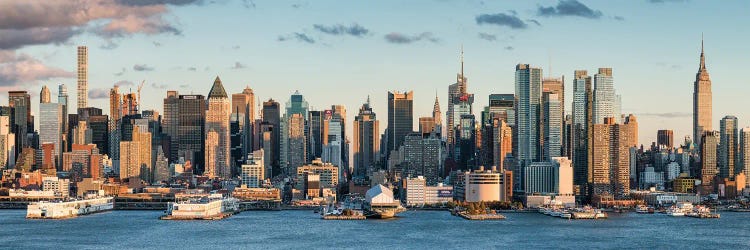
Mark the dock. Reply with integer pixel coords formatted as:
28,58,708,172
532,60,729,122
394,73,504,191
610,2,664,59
322,214,366,220
456,212,506,220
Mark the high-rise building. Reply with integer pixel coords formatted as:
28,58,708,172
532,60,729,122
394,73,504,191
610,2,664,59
120,126,152,181
657,130,674,149
593,68,619,124
89,115,109,156
515,64,543,166
693,39,712,147
385,91,413,162
590,117,635,198
63,144,102,181
739,128,750,189
308,110,324,161
177,94,206,172
432,94,442,136
9,91,31,155
297,158,339,188
402,132,442,185
231,86,255,165
205,77,231,179
280,91,308,175
331,105,349,174
262,99,281,176
447,49,468,151
163,91,179,161
543,93,562,160
109,86,122,169
719,115,738,179
457,114,476,169
77,46,88,109
571,70,593,197
353,97,379,179
0,116,15,169
492,119,512,171
700,130,719,191
39,96,62,167
241,149,265,188
58,84,69,132
541,77,564,160
153,148,169,183
40,86,51,104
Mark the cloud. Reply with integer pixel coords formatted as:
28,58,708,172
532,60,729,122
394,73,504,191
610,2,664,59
179,84,189,88
231,62,246,69
537,0,603,19
153,41,162,47
648,0,687,3
527,19,542,26
0,27,82,50
232,45,240,49
613,16,625,21
278,33,315,44
384,32,439,44
88,88,110,99
0,50,74,88
242,0,256,8
100,40,119,50
151,82,168,89
0,0,202,50
638,112,691,118
114,68,127,76
504,46,514,51
475,13,528,29
313,23,369,37
477,32,497,42
187,67,197,71
115,80,134,87
133,64,155,71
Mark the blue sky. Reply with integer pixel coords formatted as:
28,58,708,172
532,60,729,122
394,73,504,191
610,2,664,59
2,0,749,145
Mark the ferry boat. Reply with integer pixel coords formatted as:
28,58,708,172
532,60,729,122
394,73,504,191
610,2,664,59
26,197,114,219
362,184,405,219
667,202,693,217
161,194,240,220
636,205,655,214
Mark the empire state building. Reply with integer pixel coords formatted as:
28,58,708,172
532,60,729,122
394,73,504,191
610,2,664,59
693,38,712,147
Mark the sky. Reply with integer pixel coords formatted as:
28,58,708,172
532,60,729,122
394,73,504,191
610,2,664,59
1,0,749,146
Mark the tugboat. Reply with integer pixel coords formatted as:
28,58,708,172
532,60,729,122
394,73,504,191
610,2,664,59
362,184,405,219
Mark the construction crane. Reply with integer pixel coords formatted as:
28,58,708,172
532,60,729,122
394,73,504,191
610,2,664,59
137,80,145,112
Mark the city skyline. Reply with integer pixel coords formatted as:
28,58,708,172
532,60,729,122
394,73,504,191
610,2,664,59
3,0,750,147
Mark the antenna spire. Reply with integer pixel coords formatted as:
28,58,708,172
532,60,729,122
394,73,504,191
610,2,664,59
460,45,464,79
699,33,706,70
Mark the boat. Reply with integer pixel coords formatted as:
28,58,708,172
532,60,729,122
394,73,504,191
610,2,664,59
636,205,655,214
161,194,240,220
27,197,114,219
561,212,572,219
667,202,693,217
362,184,405,219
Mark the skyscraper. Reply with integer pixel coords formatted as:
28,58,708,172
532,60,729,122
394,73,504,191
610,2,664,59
571,70,593,197
281,91,308,174
353,97,379,179
447,49,468,150
162,91,179,161
719,115,738,179
120,126,151,181
492,119,512,171
205,76,231,179
109,86,122,167
9,91,31,155
77,46,88,109
39,89,62,168
593,68,618,124
308,110,324,161
58,84,69,152
515,64,542,166
541,77,564,160
40,86,51,103
0,116,15,169
177,94,206,171
232,86,255,164
385,91,413,163
262,99,281,176
432,94,442,136
739,128,750,189
543,93,562,160
693,38,712,147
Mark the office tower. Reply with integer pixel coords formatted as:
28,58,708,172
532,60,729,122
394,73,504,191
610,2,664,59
322,112,344,179
230,114,243,173
177,94,206,171
419,117,436,135
153,148,169,183
120,126,152,181
515,64,543,166
241,149,265,188
0,116,16,169
308,110,324,161
449,93,474,162
571,70,593,197
492,119,512,171
694,39,713,147
232,86,255,164
543,93,562,160
331,105,349,172
72,121,93,145
121,92,138,116
485,94,515,126
385,91,414,162
447,49,468,151
89,115,109,156
700,131,719,191
285,113,306,175
39,95,62,167
480,94,514,167
205,76,231,179
456,114,476,169
739,128,750,188
77,46,88,109
401,132,442,184
63,144,102,181
40,86,51,103
719,115,738,179
353,97,379,179
593,68,619,124
41,143,56,172
541,77,564,159
58,84,69,132
657,130,674,149
262,99,280,176
163,91,179,161
9,91,31,155
297,158,340,187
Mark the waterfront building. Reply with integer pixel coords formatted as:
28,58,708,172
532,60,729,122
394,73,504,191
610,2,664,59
401,176,453,207
591,116,637,198
401,132,442,185
464,167,501,203
205,77,231,179
353,97,379,179
297,159,339,188
385,91,413,163
673,174,698,193
241,149,265,188
77,46,88,109
719,115,738,179
693,38,712,147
